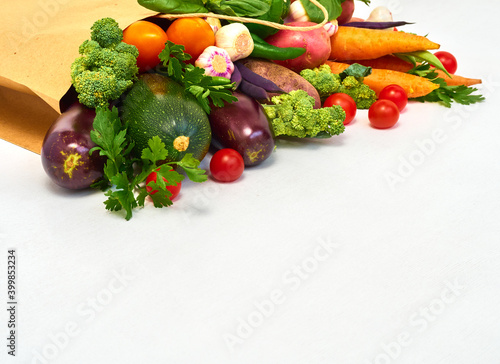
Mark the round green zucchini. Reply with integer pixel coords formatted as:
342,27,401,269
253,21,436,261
121,73,211,163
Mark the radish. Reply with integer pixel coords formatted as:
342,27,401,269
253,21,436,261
265,22,331,73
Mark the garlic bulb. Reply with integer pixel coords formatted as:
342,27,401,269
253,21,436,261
203,17,222,34
366,6,393,22
215,23,254,61
287,0,310,22
323,20,338,37
195,46,234,79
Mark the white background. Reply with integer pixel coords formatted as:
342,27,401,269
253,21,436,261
2,0,500,363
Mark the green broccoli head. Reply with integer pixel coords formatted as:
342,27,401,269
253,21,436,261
72,68,133,108
338,75,377,109
262,90,345,138
300,63,378,109
70,18,139,108
300,65,341,99
90,17,123,48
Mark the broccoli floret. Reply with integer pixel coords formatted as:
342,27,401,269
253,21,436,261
262,90,345,138
70,18,139,108
300,64,377,109
90,17,123,48
338,75,377,109
300,65,341,99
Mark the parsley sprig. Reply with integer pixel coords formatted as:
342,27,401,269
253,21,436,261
90,107,207,220
158,41,238,114
407,63,485,107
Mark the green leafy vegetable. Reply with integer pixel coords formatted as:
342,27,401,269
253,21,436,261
301,0,341,23
245,0,289,38
137,0,270,17
158,41,237,114
407,63,485,107
90,107,207,220
206,0,270,17
137,0,209,14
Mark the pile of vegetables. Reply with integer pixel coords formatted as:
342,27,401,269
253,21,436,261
41,0,484,220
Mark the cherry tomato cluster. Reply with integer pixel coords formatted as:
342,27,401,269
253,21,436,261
322,85,407,130
322,51,458,130
368,84,407,129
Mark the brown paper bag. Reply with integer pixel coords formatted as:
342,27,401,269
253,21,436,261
0,0,157,154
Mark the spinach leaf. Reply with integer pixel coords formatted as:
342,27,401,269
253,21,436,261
137,0,208,14
206,0,271,17
300,0,342,23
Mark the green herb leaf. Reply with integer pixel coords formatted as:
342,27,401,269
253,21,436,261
90,106,124,161
90,102,206,220
106,172,138,220
408,63,485,107
141,136,169,164
159,41,237,114
175,153,208,183
145,166,184,208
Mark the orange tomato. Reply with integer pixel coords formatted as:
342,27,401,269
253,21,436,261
123,20,168,73
166,18,215,62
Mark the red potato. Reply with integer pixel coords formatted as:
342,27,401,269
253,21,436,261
265,21,331,73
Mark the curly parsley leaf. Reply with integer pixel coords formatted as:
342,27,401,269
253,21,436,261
158,41,237,114
141,136,169,165
408,63,485,107
176,153,208,183
90,107,207,220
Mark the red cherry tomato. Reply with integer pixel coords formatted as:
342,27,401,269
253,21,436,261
323,93,357,125
378,84,408,112
368,99,400,129
123,21,168,73
210,149,244,182
433,51,458,74
145,170,181,200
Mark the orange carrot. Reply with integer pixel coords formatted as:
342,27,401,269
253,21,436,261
325,61,440,98
330,26,440,61
434,70,482,86
344,56,482,87
345,55,414,73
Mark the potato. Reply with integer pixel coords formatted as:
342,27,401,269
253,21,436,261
240,58,321,108
265,21,331,73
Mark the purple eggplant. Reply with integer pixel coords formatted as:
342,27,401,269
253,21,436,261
209,91,275,166
41,103,105,189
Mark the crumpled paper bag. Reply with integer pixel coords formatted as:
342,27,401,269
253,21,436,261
0,0,156,153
